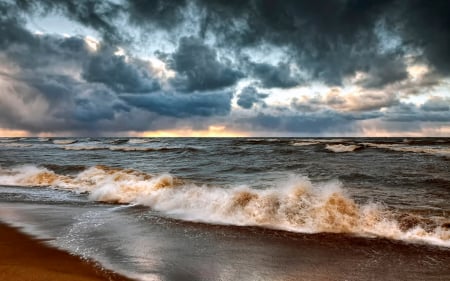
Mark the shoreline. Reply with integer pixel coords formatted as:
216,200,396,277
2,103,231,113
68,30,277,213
0,222,134,281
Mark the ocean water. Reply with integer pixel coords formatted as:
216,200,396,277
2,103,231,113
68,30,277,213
0,137,449,280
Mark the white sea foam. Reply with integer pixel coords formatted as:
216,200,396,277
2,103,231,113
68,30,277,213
63,145,107,151
108,146,164,152
0,164,448,247
325,144,361,153
308,139,347,143
0,143,33,148
128,138,153,144
0,139,17,143
246,138,280,142
53,139,78,145
363,143,450,157
62,144,198,152
291,141,319,146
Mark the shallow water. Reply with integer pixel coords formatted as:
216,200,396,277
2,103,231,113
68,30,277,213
0,137,449,280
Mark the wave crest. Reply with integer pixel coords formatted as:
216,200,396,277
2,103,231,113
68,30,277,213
363,143,450,157
325,144,361,153
0,164,448,247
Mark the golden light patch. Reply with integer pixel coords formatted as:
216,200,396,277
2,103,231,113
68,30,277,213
136,126,248,137
148,57,176,79
84,36,99,52
407,64,429,80
0,128,29,137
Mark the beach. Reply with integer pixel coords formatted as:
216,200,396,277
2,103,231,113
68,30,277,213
0,222,132,281
1,217,449,281
0,137,449,280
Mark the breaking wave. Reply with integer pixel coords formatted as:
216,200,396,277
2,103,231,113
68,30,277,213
363,143,450,157
0,138,18,143
63,144,106,151
0,164,448,247
325,144,361,153
62,145,199,152
128,138,156,144
0,143,33,148
53,139,78,145
37,138,51,142
290,141,319,146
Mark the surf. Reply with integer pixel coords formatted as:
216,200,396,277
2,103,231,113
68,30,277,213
0,164,448,248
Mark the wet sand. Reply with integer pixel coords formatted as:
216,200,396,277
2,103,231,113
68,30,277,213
0,223,133,281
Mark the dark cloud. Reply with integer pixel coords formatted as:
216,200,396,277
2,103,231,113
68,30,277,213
127,0,187,30
2,0,450,135
9,0,450,88
121,90,232,118
248,61,303,89
0,10,158,94
291,97,322,113
82,48,160,93
0,4,233,134
421,97,450,112
9,36,90,69
168,36,243,91
194,0,449,88
15,0,124,43
238,110,380,134
395,0,450,75
384,102,450,122
196,0,401,87
0,2,33,49
237,86,268,109
0,72,129,133
357,55,408,89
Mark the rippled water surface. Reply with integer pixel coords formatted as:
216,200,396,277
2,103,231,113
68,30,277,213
0,137,449,280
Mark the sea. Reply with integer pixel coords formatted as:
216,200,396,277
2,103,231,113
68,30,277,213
0,137,449,281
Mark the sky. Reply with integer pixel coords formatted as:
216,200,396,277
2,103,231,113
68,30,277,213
0,0,449,137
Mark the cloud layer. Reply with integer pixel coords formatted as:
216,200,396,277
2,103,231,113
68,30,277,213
0,0,449,136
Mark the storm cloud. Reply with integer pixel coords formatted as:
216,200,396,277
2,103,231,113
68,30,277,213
237,86,268,109
122,90,232,118
167,36,243,91
1,0,450,135
82,48,161,93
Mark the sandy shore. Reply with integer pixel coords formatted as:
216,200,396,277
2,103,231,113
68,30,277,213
0,223,133,281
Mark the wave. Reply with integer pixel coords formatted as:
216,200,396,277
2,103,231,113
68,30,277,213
0,164,448,247
325,144,361,153
290,141,319,146
53,139,78,145
62,145,199,152
128,138,158,144
63,145,107,151
307,138,347,143
108,146,185,152
245,138,281,143
109,139,129,145
0,139,18,143
0,143,33,148
362,143,450,157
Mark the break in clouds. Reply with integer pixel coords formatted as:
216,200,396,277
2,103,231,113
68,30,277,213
0,0,449,136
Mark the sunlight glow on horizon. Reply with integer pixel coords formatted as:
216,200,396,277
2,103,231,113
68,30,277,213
0,128,30,137
135,125,248,138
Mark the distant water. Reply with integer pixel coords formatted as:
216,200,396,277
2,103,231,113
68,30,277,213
0,137,449,280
